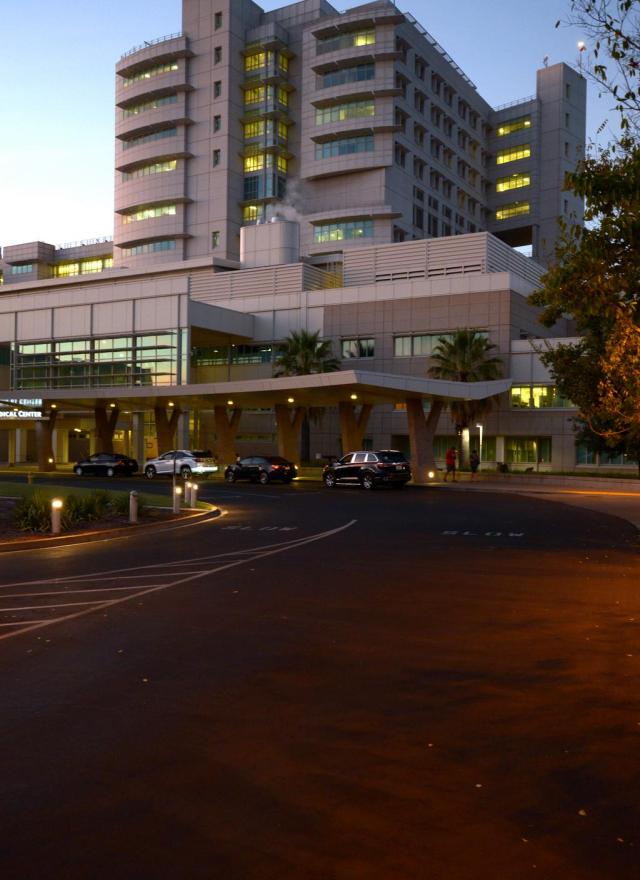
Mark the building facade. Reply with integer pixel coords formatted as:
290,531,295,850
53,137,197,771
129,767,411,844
1,1,616,475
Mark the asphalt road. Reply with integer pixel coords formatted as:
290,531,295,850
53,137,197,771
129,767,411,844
0,478,639,879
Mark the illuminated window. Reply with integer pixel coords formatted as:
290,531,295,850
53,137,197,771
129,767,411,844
495,201,530,220
122,127,177,150
315,135,373,159
315,99,375,125
279,54,289,72
243,153,287,173
505,437,552,464
123,205,177,224
244,120,264,139
496,144,531,165
496,116,532,137
53,257,113,277
496,172,530,192
510,385,574,408
122,62,178,88
242,204,264,223
123,240,176,256
278,87,288,106
245,52,266,71
123,94,177,118
317,30,375,54
321,64,374,88
244,86,264,105
244,155,264,172
122,160,177,181
313,219,373,243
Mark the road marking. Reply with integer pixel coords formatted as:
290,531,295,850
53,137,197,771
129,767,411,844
442,530,525,537
0,520,357,642
222,525,298,532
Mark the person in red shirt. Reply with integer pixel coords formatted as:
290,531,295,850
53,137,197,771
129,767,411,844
444,446,457,482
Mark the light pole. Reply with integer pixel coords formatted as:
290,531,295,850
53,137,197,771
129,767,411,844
475,423,483,460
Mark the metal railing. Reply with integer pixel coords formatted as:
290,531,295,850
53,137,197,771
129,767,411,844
121,32,185,60
493,94,536,112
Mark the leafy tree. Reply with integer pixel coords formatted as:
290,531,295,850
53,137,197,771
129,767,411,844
558,0,640,133
273,329,340,462
530,138,640,471
428,330,503,466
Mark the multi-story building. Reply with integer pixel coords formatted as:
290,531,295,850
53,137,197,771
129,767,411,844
1,0,585,287
2,1,614,476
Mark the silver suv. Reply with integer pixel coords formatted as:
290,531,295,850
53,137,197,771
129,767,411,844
144,450,219,479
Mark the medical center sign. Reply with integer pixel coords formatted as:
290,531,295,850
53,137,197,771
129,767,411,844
0,398,44,419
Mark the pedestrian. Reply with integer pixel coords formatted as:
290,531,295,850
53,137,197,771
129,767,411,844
470,448,480,480
444,446,457,482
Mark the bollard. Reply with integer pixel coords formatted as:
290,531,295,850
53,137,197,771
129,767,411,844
27,472,33,485
129,490,139,524
185,481,193,508
51,498,63,535
191,483,198,508
173,485,182,514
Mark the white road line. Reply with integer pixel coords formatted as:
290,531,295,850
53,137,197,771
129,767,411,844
0,520,357,642
0,620,50,627
0,600,113,612
0,531,323,589
0,585,179,599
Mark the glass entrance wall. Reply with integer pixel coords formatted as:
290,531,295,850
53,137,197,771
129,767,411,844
10,330,183,390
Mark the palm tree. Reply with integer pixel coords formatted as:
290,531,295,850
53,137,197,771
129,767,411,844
428,330,503,467
274,329,340,462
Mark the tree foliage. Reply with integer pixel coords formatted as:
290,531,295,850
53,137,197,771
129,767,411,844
559,0,640,132
428,330,503,430
273,329,340,377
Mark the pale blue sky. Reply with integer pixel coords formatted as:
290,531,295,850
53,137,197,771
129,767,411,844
0,0,616,248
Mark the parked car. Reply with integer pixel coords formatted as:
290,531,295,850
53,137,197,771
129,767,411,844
224,456,297,485
74,452,138,477
144,450,219,479
323,450,411,489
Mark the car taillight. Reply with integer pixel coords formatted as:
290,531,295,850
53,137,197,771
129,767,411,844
195,458,204,463
376,462,388,469
271,464,280,469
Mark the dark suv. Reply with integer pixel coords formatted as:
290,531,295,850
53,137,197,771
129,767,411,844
323,450,411,490
225,456,297,485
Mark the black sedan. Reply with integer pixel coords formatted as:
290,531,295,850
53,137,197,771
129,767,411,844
73,453,138,477
323,450,411,489
224,456,297,485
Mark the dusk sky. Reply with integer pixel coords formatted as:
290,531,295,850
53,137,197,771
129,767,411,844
0,0,617,248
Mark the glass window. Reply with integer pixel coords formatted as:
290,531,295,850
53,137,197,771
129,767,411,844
353,452,367,463
341,338,374,359
313,220,373,243
394,336,412,357
123,205,176,224
122,160,177,181
11,264,33,275
510,385,574,408
122,240,176,256
496,144,531,165
495,201,530,221
122,127,177,150
123,94,177,118
317,30,375,54
315,100,375,125
320,64,374,88
497,116,531,137
315,135,373,159
122,62,178,88
496,172,531,193
245,51,266,71
505,437,552,464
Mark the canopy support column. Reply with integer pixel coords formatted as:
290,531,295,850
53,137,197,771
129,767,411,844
275,404,305,465
36,410,57,472
214,406,242,467
406,397,443,483
95,405,119,454
154,405,182,452
338,402,372,452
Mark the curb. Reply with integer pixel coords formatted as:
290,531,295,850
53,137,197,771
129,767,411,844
0,505,219,554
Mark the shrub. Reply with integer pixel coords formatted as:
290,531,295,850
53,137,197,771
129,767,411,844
12,492,53,532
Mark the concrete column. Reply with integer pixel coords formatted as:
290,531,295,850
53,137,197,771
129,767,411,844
54,429,69,464
275,404,305,465
132,413,145,463
95,405,119,454
496,436,505,465
178,410,190,448
15,428,25,463
406,397,443,483
338,402,372,452
35,411,57,472
154,405,182,452
89,432,97,455
214,406,242,467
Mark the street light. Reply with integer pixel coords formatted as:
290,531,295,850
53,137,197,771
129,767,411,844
475,423,483,459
